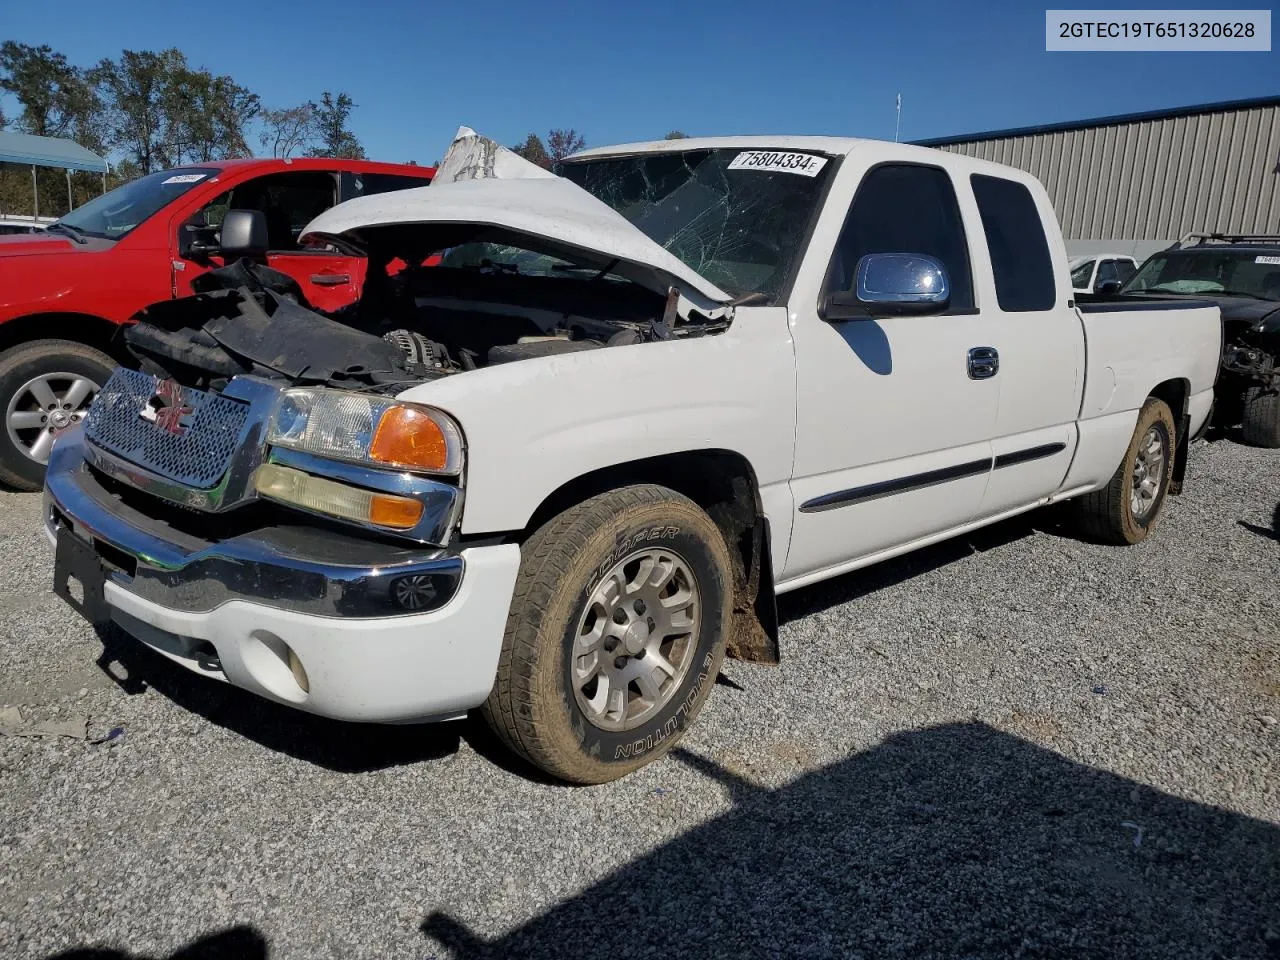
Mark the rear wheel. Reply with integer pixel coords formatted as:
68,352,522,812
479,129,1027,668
0,340,114,491
1072,397,1176,545
1240,385,1280,448
482,484,733,784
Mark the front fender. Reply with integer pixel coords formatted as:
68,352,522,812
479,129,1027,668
395,310,796,536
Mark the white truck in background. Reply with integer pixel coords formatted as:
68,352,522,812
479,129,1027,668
44,130,1221,784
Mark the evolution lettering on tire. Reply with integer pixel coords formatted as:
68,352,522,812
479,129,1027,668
481,485,733,785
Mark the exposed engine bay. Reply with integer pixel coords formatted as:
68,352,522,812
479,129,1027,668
125,247,724,394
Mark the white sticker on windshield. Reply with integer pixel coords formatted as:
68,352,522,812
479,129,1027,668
1255,255,1280,264
162,173,206,184
727,151,828,177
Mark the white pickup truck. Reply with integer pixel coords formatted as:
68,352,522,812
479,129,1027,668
43,129,1221,783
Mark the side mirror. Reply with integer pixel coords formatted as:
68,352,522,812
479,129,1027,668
821,253,951,321
218,208,269,261
1095,279,1122,296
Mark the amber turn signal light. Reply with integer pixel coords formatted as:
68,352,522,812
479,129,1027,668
370,406,450,471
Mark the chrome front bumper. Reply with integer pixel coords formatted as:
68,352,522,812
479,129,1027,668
44,425,464,619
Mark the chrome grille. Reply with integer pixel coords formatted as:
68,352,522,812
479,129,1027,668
83,368,250,490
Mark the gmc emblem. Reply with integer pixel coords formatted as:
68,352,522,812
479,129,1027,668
139,378,193,435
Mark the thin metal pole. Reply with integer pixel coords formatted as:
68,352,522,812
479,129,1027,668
894,94,902,143
66,169,74,212
31,165,38,219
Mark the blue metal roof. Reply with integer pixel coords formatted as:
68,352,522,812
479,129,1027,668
0,131,108,173
912,94,1280,147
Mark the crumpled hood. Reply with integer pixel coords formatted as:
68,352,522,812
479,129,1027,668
300,127,734,314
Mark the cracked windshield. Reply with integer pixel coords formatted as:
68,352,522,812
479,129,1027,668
559,148,835,302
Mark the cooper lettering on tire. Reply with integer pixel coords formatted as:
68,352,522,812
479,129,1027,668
482,484,732,784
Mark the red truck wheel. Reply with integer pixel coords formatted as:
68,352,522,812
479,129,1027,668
0,339,115,491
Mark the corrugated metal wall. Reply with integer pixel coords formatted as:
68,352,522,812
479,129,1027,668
935,103,1280,241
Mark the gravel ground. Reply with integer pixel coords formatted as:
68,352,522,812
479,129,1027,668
1,437,1277,960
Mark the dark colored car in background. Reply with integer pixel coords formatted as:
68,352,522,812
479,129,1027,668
1113,233,1280,447
0,158,434,490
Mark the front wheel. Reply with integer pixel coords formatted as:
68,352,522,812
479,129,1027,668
1071,397,1176,545
482,484,733,784
0,339,115,491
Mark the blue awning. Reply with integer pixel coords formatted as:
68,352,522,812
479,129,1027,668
0,131,108,173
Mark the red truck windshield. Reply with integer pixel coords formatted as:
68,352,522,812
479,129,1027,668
55,167,220,241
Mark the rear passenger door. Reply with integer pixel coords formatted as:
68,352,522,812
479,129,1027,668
783,162,999,582
966,173,1083,520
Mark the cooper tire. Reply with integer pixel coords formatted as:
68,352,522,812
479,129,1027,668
1240,386,1280,448
0,340,115,491
481,484,733,784
1072,397,1176,545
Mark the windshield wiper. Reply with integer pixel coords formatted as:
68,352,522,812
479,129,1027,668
46,222,88,244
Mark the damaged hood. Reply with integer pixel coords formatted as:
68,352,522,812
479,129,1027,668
300,127,734,314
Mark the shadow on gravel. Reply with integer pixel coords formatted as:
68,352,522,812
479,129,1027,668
91,623,465,774
421,724,1280,959
778,509,1055,625
44,925,266,959
1238,501,1280,542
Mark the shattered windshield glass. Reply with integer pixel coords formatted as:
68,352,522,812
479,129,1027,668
558,148,835,302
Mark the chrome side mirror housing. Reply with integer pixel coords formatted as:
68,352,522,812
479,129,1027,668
821,253,952,320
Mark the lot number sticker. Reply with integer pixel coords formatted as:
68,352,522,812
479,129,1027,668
728,151,828,177
1255,255,1280,265
162,173,207,184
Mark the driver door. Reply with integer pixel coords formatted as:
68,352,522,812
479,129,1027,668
172,170,366,311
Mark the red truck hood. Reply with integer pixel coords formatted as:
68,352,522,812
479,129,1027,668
0,232,84,258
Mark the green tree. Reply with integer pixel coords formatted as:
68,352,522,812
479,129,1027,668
305,91,364,159
665,130,689,139
164,67,259,164
0,42,103,148
510,133,551,168
93,48,186,174
260,103,315,158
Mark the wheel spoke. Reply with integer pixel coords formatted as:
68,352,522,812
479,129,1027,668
635,668,663,704
649,652,677,679
27,379,57,410
8,411,45,430
583,673,611,716
574,649,601,684
62,378,95,410
648,556,677,591
28,429,55,462
606,684,627,722
626,556,656,595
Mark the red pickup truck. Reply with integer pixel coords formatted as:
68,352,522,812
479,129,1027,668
0,157,434,489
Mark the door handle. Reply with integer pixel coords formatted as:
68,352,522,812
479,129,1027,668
310,273,350,286
968,346,999,379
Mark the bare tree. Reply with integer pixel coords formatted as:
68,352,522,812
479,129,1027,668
260,104,316,158
546,128,586,162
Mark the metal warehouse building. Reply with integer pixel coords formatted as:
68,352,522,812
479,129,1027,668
914,95,1280,260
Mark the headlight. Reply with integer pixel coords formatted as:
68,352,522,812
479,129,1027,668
267,388,463,475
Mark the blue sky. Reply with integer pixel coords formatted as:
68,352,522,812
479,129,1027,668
2,0,1276,164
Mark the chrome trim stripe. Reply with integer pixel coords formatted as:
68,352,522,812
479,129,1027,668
799,440,1070,514
799,457,993,513
993,442,1067,470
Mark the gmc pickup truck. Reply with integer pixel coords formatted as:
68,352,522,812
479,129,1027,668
0,157,434,490
43,129,1221,784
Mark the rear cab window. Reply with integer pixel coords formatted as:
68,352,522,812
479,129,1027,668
970,174,1056,312
340,171,433,201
